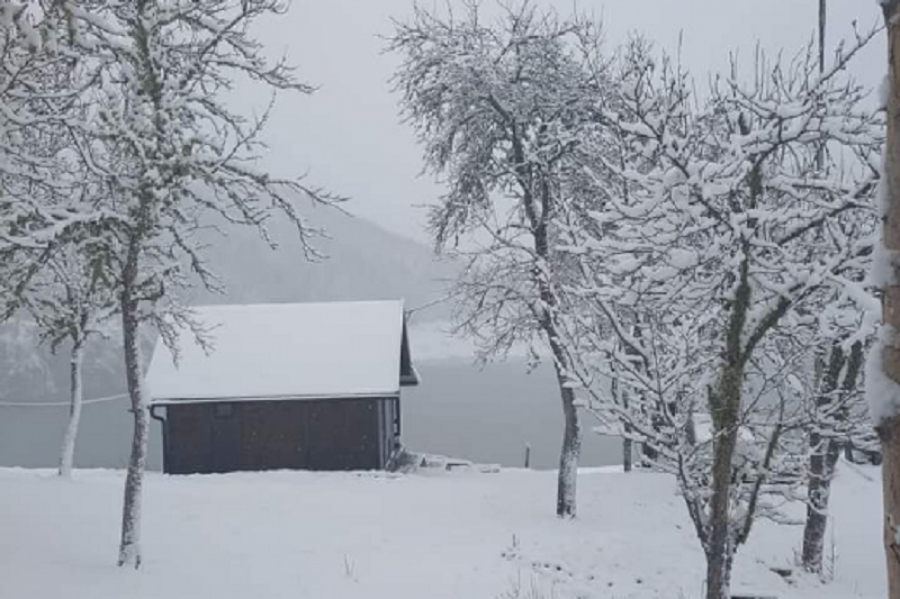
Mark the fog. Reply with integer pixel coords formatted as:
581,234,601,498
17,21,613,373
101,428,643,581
238,0,885,243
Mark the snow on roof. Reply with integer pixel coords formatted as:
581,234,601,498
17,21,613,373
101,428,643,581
147,300,412,403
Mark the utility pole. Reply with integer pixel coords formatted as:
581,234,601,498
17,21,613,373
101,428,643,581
818,0,826,74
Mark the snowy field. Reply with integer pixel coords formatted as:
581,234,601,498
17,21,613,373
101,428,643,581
0,465,884,599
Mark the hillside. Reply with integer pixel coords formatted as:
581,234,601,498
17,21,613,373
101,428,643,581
192,203,455,318
0,465,884,599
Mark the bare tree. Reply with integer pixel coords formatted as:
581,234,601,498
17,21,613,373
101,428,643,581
792,0,883,575
389,0,610,517
801,335,868,574
0,1,118,479
39,0,337,568
2,246,117,478
563,31,881,599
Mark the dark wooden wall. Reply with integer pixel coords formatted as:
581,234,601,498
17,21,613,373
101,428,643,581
164,397,397,475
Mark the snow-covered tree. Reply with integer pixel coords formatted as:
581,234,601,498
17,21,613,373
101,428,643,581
800,320,872,574
796,0,881,575
561,31,882,599
0,3,95,247
1,245,117,478
0,3,123,478
27,0,337,568
389,0,610,517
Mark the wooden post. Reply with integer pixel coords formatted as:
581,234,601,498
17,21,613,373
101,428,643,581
880,3,900,597
623,438,633,472
524,443,531,469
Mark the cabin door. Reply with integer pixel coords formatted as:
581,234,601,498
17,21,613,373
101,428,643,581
210,402,242,473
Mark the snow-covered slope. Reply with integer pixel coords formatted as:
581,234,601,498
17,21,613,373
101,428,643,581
0,465,884,599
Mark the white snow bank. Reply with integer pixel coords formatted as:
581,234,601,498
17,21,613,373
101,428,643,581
0,465,884,599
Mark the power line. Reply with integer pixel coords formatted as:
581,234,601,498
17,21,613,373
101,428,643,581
0,392,128,408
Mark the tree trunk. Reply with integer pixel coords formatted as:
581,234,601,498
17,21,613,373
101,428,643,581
802,344,844,572
556,378,581,518
802,341,862,573
801,436,840,574
881,3,900,596
117,240,149,569
880,418,900,598
705,365,743,599
621,373,633,472
512,121,581,517
58,340,84,478
705,544,735,599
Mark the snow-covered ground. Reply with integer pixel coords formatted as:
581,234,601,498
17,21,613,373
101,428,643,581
0,465,884,598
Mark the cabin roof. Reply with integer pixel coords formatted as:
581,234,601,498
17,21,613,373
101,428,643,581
147,300,418,404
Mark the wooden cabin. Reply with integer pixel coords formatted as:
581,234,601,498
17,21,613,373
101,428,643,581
146,300,419,474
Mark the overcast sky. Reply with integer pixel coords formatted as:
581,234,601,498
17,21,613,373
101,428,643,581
240,0,886,243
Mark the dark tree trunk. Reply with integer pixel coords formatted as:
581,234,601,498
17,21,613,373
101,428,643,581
879,4,900,596
704,268,750,599
802,345,844,572
701,206,758,599
554,356,581,518
704,367,742,599
705,544,735,599
880,417,900,599
117,238,149,569
802,342,863,573
801,437,840,573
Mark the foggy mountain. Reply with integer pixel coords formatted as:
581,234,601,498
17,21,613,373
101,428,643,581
194,203,456,318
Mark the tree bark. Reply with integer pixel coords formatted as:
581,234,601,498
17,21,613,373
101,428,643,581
802,342,863,573
548,313,581,517
58,340,84,478
509,117,582,517
801,437,840,574
704,248,752,599
117,238,149,569
705,544,735,599
880,417,900,599
802,344,844,572
705,365,742,599
556,379,581,518
882,3,900,597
